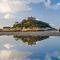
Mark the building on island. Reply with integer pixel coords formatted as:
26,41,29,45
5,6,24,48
3,27,21,32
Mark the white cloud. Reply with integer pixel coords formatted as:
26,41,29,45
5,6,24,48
0,1,11,13
0,0,31,13
53,3,60,10
44,0,51,8
0,0,46,28
43,0,60,10
0,0,60,14
4,13,15,19
0,0,60,27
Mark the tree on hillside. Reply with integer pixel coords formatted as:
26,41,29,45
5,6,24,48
13,16,52,29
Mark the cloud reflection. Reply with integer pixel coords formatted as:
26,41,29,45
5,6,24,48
45,53,52,60
4,43,14,49
0,50,32,60
45,51,60,60
50,51,60,59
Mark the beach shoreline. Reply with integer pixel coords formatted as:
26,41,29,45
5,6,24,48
0,31,60,36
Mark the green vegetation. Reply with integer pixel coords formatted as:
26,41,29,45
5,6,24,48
13,17,52,29
14,36,49,45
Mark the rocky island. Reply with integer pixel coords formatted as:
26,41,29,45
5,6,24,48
0,16,59,36
0,16,56,32
13,16,53,32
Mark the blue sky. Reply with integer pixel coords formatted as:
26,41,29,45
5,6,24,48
0,0,60,28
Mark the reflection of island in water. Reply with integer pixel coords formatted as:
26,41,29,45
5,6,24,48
14,35,49,45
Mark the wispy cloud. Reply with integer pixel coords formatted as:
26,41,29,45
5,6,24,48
0,0,60,27
43,0,60,10
0,0,60,15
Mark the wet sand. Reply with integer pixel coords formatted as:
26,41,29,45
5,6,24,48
0,31,60,36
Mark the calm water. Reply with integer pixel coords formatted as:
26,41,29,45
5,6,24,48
0,35,60,60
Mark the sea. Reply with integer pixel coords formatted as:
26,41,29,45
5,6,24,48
0,35,60,60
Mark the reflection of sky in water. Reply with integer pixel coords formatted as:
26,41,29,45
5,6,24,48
0,50,32,60
0,36,60,60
